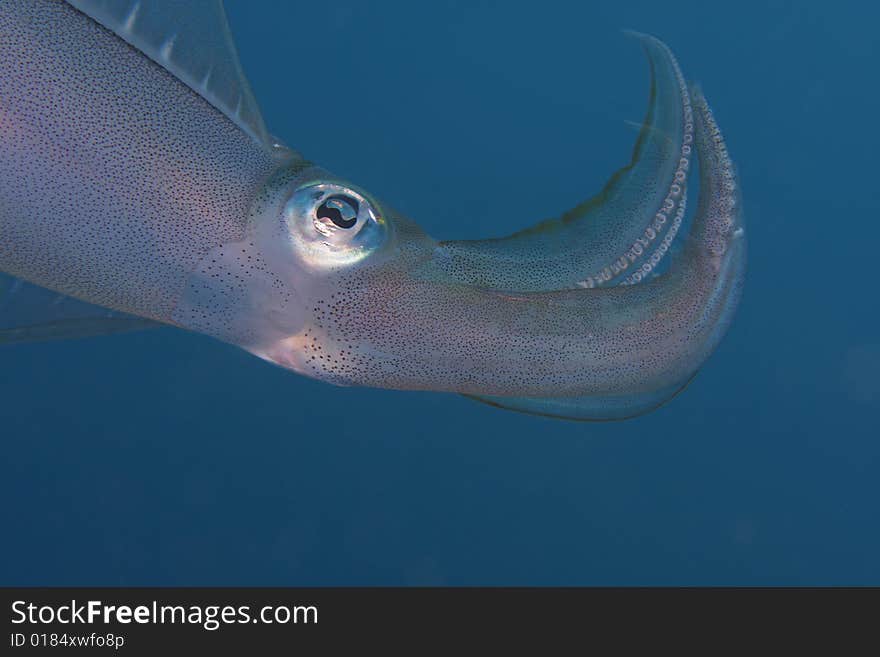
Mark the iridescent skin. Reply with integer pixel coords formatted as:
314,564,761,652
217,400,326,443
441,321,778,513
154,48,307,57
0,1,744,420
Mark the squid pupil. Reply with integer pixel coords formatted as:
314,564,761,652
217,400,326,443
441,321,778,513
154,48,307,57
317,195,359,229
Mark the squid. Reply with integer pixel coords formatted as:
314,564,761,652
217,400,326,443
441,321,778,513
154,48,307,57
0,0,745,420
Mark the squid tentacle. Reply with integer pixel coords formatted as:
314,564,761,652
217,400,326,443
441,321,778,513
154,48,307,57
467,85,745,418
423,33,695,293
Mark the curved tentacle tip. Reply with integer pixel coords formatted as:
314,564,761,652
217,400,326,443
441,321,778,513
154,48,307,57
620,29,660,44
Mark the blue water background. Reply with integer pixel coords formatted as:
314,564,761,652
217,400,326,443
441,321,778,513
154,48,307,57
2,0,878,584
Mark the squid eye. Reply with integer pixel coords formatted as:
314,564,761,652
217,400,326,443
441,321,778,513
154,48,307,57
284,181,388,269
317,195,359,229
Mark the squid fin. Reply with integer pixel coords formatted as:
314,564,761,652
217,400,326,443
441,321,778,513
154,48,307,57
65,0,270,146
0,274,159,345
466,374,695,422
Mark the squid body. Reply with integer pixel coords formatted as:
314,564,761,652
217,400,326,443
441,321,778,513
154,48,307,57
0,0,745,420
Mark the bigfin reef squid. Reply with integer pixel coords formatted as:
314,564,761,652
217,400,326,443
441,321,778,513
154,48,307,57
0,1,745,421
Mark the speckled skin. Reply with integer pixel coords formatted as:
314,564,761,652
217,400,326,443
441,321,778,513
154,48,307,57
0,0,282,321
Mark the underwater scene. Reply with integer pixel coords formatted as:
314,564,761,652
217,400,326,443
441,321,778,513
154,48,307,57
1,0,877,585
